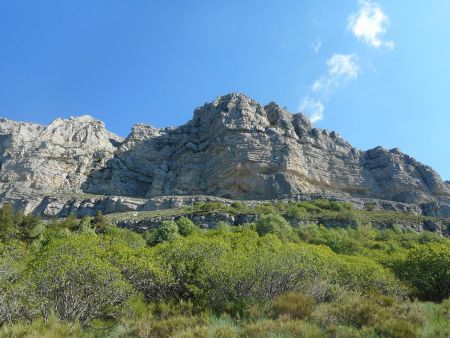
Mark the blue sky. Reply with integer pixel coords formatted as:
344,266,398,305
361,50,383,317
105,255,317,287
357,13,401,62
1,1,449,180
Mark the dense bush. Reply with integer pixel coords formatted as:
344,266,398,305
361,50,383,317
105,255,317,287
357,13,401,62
256,213,293,240
0,203,450,336
24,235,133,324
394,242,450,301
145,220,180,245
176,217,199,236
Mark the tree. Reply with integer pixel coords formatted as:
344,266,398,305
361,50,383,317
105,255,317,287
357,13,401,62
395,243,450,301
18,214,42,241
256,214,292,241
60,213,80,231
0,204,16,241
154,235,231,300
145,221,180,246
91,211,108,233
25,235,133,324
0,240,30,324
106,242,172,300
176,217,198,236
285,204,307,220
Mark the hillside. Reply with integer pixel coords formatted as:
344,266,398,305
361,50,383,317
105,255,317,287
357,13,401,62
1,200,450,337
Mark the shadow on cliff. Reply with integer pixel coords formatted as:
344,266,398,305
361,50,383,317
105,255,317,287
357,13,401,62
80,135,160,198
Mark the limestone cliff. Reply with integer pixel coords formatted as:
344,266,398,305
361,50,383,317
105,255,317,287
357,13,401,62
1,93,449,216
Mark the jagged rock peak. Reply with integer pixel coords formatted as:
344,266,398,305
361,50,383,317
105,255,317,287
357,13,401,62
43,115,124,145
127,123,164,141
52,114,99,123
189,92,313,137
191,93,264,126
210,92,260,108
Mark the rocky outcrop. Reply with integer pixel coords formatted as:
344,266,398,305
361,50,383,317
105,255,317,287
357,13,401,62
2,192,423,219
109,208,446,235
1,93,449,217
0,115,122,193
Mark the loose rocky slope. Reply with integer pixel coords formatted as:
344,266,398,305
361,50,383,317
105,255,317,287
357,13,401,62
1,93,449,217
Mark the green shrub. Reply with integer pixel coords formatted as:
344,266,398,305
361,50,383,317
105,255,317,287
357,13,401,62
197,237,337,312
256,213,292,240
312,294,384,329
298,202,322,213
158,221,180,241
418,231,445,244
14,212,43,241
336,255,405,296
145,221,180,245
271,292,316,319
285,204,307,220
58,213,80,231
24,235,133,324
254,203,278,215
176,217,198,236
394,242,450,301
230,201,248,213
91,210,109,233
0,204,16,241
215,221,232,232
107,243,172,300
106,227,147,248
193,202,228,213
153,235,231,300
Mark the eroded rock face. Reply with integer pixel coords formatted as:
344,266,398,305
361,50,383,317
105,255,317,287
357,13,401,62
83,93,450,205
1,93,449,216
0,115,122,199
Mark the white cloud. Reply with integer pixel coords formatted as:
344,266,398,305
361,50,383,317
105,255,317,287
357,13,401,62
327,54,359,80
313,54,359,94
299,98,324,123
311,38,322,54
348,0,394,49
299,54,359,123
299,1,393,123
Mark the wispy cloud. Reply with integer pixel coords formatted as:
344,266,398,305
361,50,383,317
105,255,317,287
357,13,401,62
299,98,324,123
312,54,359,96
299,0,392,123
327,54,359,79
300,54,359,123
348,0,394,49
311,38,322,54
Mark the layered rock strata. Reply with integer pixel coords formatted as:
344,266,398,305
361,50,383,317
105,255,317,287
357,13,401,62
1,93,449,217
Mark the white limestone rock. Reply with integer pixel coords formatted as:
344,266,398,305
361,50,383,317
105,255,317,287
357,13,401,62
1,93,449,217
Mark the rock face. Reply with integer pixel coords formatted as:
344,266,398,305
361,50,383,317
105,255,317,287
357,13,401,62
1,93,449,216
0,115,123,212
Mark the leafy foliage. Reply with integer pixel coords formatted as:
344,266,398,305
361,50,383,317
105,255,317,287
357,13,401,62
24,235,133,324
0,202,449,336
394,242,450,301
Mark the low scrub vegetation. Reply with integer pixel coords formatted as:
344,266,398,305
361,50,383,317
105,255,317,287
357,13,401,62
0,201,449,337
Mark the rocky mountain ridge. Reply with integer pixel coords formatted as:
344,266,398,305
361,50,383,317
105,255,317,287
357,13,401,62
1,93,449,217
